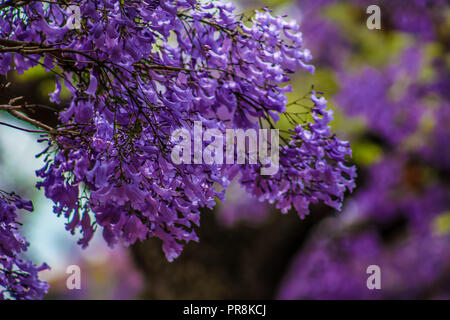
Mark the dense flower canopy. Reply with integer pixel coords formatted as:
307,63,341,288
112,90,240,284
0,0,355,298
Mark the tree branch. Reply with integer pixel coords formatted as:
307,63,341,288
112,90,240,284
0,0,35,10
7,109,55,132
0,96,57,133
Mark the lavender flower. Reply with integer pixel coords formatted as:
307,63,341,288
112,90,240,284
0,191,49,300
0,1,355,264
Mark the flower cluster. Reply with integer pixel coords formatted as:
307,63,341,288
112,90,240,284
240,93,356,217
0,191,49,300
0,0,355,266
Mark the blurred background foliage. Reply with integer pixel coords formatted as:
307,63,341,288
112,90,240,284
1,0,449,299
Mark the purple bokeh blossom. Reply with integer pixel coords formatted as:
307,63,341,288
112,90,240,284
276,0,450,299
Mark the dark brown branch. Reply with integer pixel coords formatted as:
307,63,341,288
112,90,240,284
0,0,43,10
0,38,43,48
0,120,50,134
0,96,63,134
7,109,55,132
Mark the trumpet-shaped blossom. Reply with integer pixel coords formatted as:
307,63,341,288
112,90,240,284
0,0,355,298
0,191,49,300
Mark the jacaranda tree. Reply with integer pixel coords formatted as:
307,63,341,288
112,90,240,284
0,0,355,299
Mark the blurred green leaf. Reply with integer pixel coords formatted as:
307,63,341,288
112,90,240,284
351,140,383,166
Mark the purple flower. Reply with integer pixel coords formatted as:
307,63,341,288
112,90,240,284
1,0,356,299
0,191,49,300
0,0,355,262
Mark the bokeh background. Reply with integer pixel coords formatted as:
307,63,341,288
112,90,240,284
0,0,449,299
